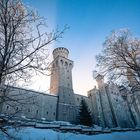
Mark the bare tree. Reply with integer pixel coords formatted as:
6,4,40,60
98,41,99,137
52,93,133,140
96,29,140,89
96,29,140,123
0,0,67,136
0,0,67,85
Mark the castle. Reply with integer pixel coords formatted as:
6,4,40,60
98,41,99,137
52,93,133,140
0,47,140,128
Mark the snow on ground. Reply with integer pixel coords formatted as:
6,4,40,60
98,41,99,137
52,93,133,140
0,127,140,140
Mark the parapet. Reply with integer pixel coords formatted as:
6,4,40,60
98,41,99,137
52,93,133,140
53,47,69,59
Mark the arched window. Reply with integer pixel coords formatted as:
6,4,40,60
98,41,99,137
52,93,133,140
69,63,72,67
65,61,68,67
36,110,38,114
6,106,9,110
60,60,63,65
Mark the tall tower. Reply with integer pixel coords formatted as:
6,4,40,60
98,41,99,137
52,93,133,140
95,74,104,89
50,47,76,122
94,73,117,127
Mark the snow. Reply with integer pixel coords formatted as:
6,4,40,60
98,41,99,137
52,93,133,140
21,122,36,126
35,123,60,128
60,126,81,130
51,121,72,125
0,127,140,140
21,115,26,119
41,118,46,121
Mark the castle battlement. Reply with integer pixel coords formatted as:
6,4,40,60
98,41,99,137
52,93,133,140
53,47,69,59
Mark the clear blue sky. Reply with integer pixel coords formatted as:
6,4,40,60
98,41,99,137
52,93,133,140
23,0,140,95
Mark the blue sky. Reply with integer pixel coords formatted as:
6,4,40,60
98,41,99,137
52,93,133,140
23,0,140,95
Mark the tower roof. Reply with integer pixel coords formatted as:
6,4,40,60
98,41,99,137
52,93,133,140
53,47,69,59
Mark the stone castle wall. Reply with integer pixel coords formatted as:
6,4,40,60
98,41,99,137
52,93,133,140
1,47,140,128
1,86,57,121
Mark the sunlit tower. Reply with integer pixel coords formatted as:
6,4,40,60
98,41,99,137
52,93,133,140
50,47,76,122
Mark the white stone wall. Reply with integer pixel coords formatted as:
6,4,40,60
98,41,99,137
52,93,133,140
56,87,76,122
50,47,77,123
75,94,91,107
1,47,139,128
1,86,57,121
127,91,140,126
88,80,135,128
88,88,103,126
50,56,73,95
107,84,134,127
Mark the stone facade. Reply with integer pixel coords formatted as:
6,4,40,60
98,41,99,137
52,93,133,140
88,75,135,128
0,86,57,121
50,47,76,122
0,47,140,128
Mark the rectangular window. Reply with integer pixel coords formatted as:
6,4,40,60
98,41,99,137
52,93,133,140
6,106,9,110
36,110,38,114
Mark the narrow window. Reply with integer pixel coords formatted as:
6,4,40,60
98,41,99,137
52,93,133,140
65,61,68,67
69,63,72,67
60,60,63,65
6,106,9,110
16,107,19,111
28,108,30,112
36,110,38,114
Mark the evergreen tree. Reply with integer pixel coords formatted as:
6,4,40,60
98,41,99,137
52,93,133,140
78,99,93,126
